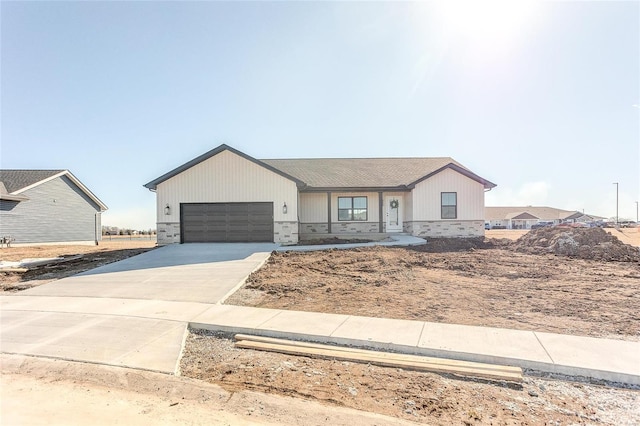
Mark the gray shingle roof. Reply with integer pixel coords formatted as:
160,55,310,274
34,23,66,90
143,144,497,191
261,157,469,189
0,170,65,193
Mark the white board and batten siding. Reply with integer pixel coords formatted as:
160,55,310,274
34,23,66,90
156,149,299,222
299,193,327,222
412,168,485,221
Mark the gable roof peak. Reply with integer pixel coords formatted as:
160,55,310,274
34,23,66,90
0,169,66,193
0,169,107,210
143,144,305,190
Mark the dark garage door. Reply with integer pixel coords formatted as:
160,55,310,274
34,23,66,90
181,202,274,243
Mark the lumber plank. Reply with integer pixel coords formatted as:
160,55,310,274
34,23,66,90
234,334,521,375
0,267,29,273
235,340,522,382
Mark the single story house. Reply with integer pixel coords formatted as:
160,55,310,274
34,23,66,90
144,144,496,245
0,170,108,245
485,206,605,229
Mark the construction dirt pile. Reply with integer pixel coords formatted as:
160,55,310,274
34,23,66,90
512,227,640,262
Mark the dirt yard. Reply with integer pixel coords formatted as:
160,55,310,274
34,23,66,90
0,239,156,292
181,330,640,425
226,238,640,341
2,354,417,426
186,228,640,424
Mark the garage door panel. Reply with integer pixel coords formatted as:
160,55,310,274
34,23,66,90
181,202,274,243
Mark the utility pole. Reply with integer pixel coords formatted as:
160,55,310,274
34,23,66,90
636,201,638,223
613,182,619,225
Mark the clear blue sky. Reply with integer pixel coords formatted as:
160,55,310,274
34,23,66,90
2,1,638,229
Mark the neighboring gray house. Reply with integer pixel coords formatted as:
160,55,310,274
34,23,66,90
144,145,496,245
0,170,108,245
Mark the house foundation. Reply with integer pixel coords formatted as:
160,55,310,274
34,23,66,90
404,220,484,238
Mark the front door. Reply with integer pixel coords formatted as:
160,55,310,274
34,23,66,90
385,196,403,233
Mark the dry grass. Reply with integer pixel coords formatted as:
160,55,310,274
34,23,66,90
0,239,156,262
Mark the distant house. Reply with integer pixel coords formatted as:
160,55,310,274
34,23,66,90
485,206,605,229
144,144,496,245
0,170,108,245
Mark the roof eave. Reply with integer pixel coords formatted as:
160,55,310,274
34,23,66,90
300,185,410,193
0,193,29,202
407,163,497,190
64,171,109,212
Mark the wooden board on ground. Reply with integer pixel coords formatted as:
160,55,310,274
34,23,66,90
234,334,522,383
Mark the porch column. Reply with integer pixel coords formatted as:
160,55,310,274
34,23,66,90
378,192,383,233
327,192,332,234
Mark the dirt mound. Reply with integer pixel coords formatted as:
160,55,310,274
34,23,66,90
512,227,640,262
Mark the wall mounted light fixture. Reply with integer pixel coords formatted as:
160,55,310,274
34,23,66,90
282,202,288,214
164,204,171,215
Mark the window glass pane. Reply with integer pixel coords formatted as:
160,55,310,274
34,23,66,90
338,197,368,221
338,198,352,209
353,197,367,209
353,209,367,221
338,209,351,221
442,206,456,219
441,192,456,205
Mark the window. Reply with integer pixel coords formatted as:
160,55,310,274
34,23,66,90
338,196,367,221
441,192,457,219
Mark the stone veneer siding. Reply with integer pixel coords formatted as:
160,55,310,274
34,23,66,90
274,221,298,245
404,220,484,238
156,221,298,245
157,222,181,245
300,222,379,236
300,223,329,234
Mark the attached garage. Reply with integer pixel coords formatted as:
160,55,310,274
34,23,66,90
180,202,274,243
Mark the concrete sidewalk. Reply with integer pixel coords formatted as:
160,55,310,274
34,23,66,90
190,306,640,385
2,296,638,385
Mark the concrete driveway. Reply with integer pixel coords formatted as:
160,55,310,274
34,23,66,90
20,243,277,303
1,243,276,373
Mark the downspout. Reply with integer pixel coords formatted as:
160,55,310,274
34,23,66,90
378,192,383,233
327,192,332,234
297,190,301,243
94,212,100,246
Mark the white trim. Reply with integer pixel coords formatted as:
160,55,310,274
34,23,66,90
12,171,67,194
12,170,108,211
0,193,29,202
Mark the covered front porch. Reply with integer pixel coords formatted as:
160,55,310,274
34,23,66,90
298,190,409,240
